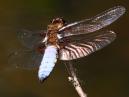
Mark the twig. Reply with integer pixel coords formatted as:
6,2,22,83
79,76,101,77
65,61,87,97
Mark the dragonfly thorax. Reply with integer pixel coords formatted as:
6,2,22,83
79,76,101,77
46,18,65,46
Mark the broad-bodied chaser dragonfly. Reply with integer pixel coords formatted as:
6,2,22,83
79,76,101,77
9,6,125,83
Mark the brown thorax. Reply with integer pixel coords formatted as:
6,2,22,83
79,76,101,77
47,18,65,46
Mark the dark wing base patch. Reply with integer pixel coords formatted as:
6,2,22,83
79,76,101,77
59,30,116,60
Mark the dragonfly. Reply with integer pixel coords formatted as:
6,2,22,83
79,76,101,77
9,6,125,83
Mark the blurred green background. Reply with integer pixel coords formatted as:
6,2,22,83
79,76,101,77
0,0,129,97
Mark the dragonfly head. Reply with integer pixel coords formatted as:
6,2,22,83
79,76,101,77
48,18,65,31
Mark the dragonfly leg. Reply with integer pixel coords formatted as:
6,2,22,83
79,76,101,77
36,44,45,54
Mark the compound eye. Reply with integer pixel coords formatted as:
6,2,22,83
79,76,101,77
54,20,60,23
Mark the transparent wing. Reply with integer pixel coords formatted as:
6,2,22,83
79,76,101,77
17,29,46,49
59,6,125,37
8,49,43,69
59,30,116,60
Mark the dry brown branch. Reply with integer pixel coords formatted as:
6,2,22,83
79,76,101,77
65,61,87,97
